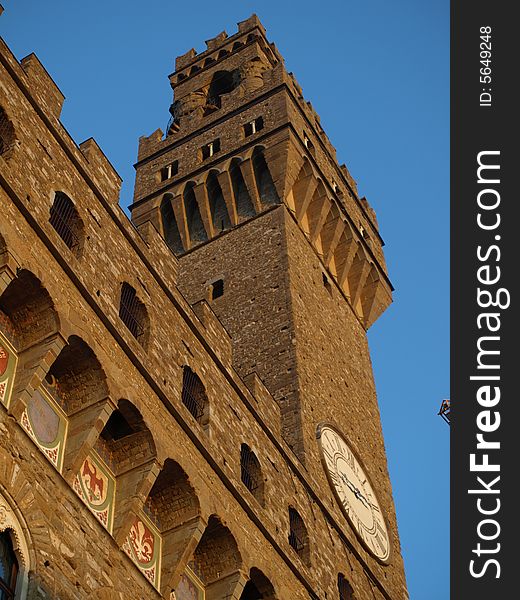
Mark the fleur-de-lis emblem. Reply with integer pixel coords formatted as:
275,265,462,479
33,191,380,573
130,518,155,564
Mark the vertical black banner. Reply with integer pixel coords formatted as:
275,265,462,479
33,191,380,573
452,2,517,598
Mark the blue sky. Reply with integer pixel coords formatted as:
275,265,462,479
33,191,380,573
1,1,449,598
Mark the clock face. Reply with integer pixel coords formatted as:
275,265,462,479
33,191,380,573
317,424,391,563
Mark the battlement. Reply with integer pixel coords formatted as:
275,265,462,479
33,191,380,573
173,14,273,75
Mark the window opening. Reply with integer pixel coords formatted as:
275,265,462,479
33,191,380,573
211,279,224,300
288,508,306,554
181,367,208,426
240,444,260,493
160,161,179,181
0,531,18,600
338,574,355,600
201,139,221,160
0,107,16,157
244,116,264,137
49,192,81,251
119,283,146,340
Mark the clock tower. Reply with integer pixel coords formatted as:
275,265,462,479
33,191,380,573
130,14,407,599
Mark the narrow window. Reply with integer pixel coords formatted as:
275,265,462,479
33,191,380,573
240,444,264,504
181,366,209,429
244,116,264,137
0,531,18,599
0,107,16,158
211,279,224,300
303,132,316,156
288,507,310,564
201,139,221,161
119,282,148,343
322,272,332,295
49,191,84,254
338,574,355,600
160,160,179,182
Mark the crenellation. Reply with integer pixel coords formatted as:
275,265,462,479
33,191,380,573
205,31,228,52
79,138,122,205
19,53,65,120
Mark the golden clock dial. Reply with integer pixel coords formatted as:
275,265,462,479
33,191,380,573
317,424,391,564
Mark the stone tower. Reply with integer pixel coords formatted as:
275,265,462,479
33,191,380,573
0,11,407,600
131,13,405,599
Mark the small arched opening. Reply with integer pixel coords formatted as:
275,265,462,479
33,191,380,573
119,282,150,347
49,192,85,256
288,507,310,566
0,106,17,159
181,366,209,430
240,444,264,506
338,573,355,600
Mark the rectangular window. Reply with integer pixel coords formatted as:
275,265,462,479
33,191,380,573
211,279,224,300
201,139,221,160
244,116,264,137
160,160,179,181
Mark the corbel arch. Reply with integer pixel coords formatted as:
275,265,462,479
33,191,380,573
0,269,60,352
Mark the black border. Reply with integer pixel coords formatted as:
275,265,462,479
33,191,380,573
452,3,516,597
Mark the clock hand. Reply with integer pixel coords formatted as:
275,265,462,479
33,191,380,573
340,473,370,508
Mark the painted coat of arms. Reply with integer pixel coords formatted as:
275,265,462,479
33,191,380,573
123,512,162,590
73,452,115,533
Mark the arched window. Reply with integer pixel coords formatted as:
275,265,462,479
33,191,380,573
0,491,31,599
0,107,16,158
205,70,239,112
240,444,264,505
288,507,310,565
338,573,355,600
49,192,84,255
181,366,209,429
119,282,149,345
0,531,18,599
